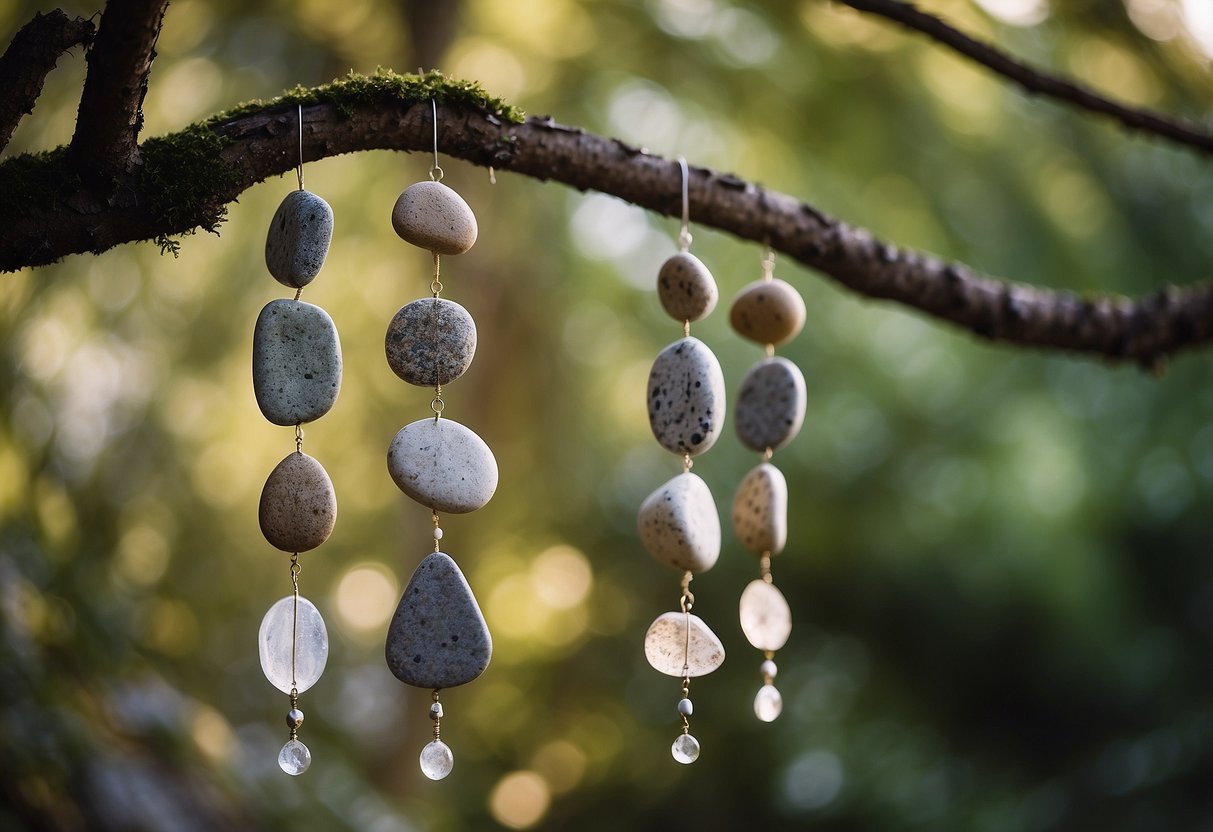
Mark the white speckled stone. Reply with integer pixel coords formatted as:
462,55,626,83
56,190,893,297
252,300,342,426
385,298,477,386
732,463,787,556
739,579,791,652
735,356,806,453
385,552,491,689
644,611,725,678
647,337,726,457
657,252,718,323
391,181,478,255
729,279,806,346
264,190,334,289
258,452,337,553
387,418,498,513
638,472,721,573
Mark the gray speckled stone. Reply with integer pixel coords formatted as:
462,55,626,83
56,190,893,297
385,298,477,386
385,552,492,689
387,418,498,513
657,252,718,323
259,451,337,552
735,356,806,453
729,279,806,346
638,472,721,573
264,190,334,289
732,462,787,556
643,612,725,678
252,299,342,426
391,181,478,255
647,337,726,457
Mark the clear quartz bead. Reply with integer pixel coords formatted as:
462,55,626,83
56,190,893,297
278,739,311,775
671,733,700,764
259,596,329,694
420,739,454,780
754,683,783,722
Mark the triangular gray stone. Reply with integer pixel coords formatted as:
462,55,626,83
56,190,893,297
385,552,492,689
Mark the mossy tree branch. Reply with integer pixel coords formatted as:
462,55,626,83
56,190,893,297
0,72,1209,367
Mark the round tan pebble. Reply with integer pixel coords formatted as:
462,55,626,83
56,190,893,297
657,252,718,323
391,180,478,255
259,452,337,553
729,279,806,346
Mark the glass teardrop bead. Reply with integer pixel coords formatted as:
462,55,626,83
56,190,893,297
754,683,783,722
671,733,700,764
278,739,311,775
420,740,454,780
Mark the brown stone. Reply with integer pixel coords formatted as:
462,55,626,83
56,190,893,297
258,452,337,552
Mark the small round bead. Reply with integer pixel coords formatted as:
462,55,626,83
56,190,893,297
677,698,694,717
430,702,444,720
433,527,444,540
761,659,778,680
286,708,305,729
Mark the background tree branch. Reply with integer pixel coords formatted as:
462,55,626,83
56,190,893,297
837,0,1213,156
0,10,94,153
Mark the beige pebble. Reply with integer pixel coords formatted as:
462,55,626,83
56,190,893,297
732,463,788,556
391,181,478,255
259,452,337,552
657,252,718,323
729,279,806,346
644,611,726,678
739,579,792,652
638,472,721,573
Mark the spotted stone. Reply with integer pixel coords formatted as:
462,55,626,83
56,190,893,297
387,418,498,513
729,279,806,346
385,298,477,387
657,252,718,323
264,190,334,289
647,336,726,457
391,181,478,255
638,472,721,573
252,299,342,426
735,356,806,453
258,451,337,552
731,462,787,556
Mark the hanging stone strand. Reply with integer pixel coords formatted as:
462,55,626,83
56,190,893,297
729,251,806,723
384,171,494,780
256,183,338,775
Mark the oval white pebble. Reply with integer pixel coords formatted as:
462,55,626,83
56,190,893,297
252,299,342,426
259,595,328,695
731,463,788,556
391,180,478,255
738,579,792,652
387,418,498,513
644,611,726,677
657,252,718,323
647,337,726,457
735,356,806,453
265,190,334,289
638,472,721,573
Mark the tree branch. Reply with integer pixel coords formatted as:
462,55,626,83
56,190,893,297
0,74,1209,367
0,10,95,153
68,0,168,179
837,0,1213,157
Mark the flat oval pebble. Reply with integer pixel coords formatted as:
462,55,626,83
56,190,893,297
385,552,492,689
739,579,792,652
638,472,721,573
644,611,725,678
252,299,342,426
732,463,788,556
391,180,478,255
259,595,328,694
385,298,477,386
647,337,726,457
657,252,718,323
735,356,806,453
387,418,498,513
264,190,334,289
259,451,337,552
729,279,806,346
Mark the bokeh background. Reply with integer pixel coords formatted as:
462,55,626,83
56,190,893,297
1,0,1210,829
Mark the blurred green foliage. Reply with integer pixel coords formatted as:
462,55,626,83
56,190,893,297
0,0,1209,830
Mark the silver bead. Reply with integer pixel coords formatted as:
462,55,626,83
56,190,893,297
677,698,693,717
430,701,444,720
760,659,778,681
287,708,305,729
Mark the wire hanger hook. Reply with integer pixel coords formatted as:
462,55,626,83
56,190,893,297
429,98,444,182
295,104,305,191
677,156,692,252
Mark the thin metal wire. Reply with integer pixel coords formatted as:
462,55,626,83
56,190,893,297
296,105,305,191
429,99,444,182
289,552,300,699
677,156,692,252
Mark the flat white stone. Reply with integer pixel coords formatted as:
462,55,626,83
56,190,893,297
739,579,791,652
391,181,478,255
735,356,806,453
264,190,333,289
252,299,342,426
647,337,726,457
387,418,498,513
638,472,721,573
385,297,477,386
385,552,492,689
644,611,725,678
259,595,328,694
258,452,337,553
731,463,788,556
657,252,718,323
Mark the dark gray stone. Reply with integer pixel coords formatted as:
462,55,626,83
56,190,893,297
646,336,726,457
264,190,334,289
735,356,806,453
657,252,718,323
252,299,342,425
385,298,477,386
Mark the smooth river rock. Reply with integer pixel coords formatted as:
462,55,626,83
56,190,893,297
264,190,334,289
385,297,477,387
644,611,726,678
657,252,718,323
647,337,726,457
729,278,806,346
739,579,792,652
259,595,328,694
387,418,498,513
385,552,492,689
735,356,806,453
259,451,337,553
638,472,721,573
391,181,478,255
732,463,787,556
252,299,342,426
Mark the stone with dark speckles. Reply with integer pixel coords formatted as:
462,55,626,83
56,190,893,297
657,252,718,323
265,190,333,289
258,451,337,553
731,462,787,556
735,356,806,453
637,472,720,573
385,298,477,386
644,611,725,678
252,299,342,426
646,336,726,457
387,418,498,513
729,279,806,346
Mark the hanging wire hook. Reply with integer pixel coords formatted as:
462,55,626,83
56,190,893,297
429,98,444,182
296,104,305,191
677,156,692,252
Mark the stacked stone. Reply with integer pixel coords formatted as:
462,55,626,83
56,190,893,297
253,187,339,775
729,252,807,723
382,177,495,782
638,243,728,765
